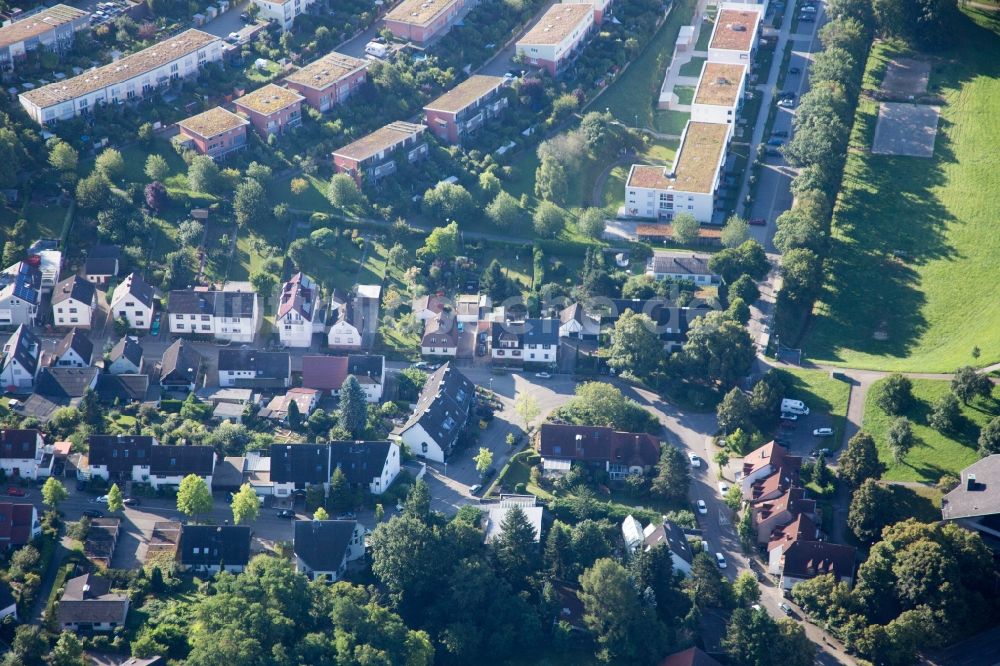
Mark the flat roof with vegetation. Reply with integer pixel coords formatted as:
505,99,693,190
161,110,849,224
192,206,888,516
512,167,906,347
694,62,746,107
333,121,426,162
178,106,248,139
627,121,728,194
284,51,368,91
0,4,88,49
233,83,304,115
386,0,462,28
518,3,593,46
710,7,761,52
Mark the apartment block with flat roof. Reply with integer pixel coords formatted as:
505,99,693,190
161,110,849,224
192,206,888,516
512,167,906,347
516,3,594,76
691,62,747,124
384,0,467,44
423,75,508,143
0,4,90,73
561,0,611,23
177,107,249,159
251,0,316,31
284,51,368,112
233,83,304,137
18,29,223,125
708,3,763,65
332,121,428,183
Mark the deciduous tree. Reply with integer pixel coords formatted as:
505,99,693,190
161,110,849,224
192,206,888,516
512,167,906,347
848,479,895,542
231,483,260,525
887,416,914,463
106,483,124,513
177,474,213,522
144,154,169,182
839,431,883,487
951,366,992,405
874,374,913,415
606,309,661,379
42,477,68,510
532,201,565,238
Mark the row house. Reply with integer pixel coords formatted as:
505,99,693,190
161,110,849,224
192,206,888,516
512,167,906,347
284,51,368,112
0,261,42,327
0,4,90,74
233,83,304,138
538,423,660,480
217,349,290,389
268,441,400,498
690,62,747,125
392,363,474,463
51,275,96,329
708,3,763,65
423,75,508,144
625,121,732,223
86,435,216,490
19,29,223,125
0,325,41,390
178,524,251,573
276,272,323,348
176,107,249,160
0,429,53,480
167,286,259,343
109,272,155,331
301,354,385,403
515,3,595,76
384,0,467,44
251,0,316,31
332,121,428,184
489,318,559,366
562,0,611,23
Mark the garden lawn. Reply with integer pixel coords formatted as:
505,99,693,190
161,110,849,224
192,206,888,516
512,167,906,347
673,85,696,105
695,18,714,51
805,10,1000,371
773,367,850,445
679,56,706,78
654,109,690,135
597,0,697,129
862,378,998,483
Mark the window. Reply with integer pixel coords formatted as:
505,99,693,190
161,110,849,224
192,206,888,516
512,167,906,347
421,443,428,453
69,308,77,313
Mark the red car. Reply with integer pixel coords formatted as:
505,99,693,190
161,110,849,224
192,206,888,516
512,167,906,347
6,487,25,497
749,218,767,226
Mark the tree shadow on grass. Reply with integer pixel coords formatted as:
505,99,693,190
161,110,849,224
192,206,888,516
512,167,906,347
886,483,941,522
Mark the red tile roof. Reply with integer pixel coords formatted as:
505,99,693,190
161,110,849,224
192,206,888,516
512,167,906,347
742,441,801,477
768,511,816,552
301,355,348,392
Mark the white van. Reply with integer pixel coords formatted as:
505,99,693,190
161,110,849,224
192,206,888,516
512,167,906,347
780,398,809,415
365,41,389,58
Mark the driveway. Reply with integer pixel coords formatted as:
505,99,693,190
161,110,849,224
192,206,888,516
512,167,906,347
200,0,250,39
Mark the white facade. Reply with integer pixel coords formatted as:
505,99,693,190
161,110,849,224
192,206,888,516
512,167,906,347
0,434,52,480
277,310,316,347
110,278,153,331
52,295,94,329
108,356,141,375
515,4,594,74
421,341,457,357
706,3,763,65
396,422,446,463
524,342,558,364
0,356,35,389
252,0,316,31
168,299,259,343
370,442,401,495
0,293,37,327
690,64,747,125
327,320,361,348
294,522,365,582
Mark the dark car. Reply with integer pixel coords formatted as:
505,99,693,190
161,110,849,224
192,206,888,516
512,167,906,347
76,479,87,491
481,466,497,481
123,497,140,506
82,509,103,518
6,487,25,497
749,218,767,226
789,66,801,74
778,91,796,100
239,11,250,21
336,512,356,520
771,130,789,138
766,138,784,147
276,509,295,519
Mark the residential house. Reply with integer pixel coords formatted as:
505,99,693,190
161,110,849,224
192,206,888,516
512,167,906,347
411,294,448,321
746,465,797,504
251,0,316,31
19,30,223,125
691,62,747,125
47,328,93,368
0,501,41,548
293,519,366,581
625,121,732,223
327,299,363,350
641,518,694,576
276,272,322,348
332,121,428,183
177,525,252,573
94,374,151,405
328,440,400,495
233,83,304,137
751,486,816,545
423,75,508,143
285,51,368,112
515,4,595,76
558,302,601,339
0,430,52,480
158,339,201,392
83,244,120,285
33,244,62,293
107,337,143,375
421,312,458,358
766,512,816,575
51,275,97,329
489,318,559,366
646,253,721,286
0,5,90,74
942,456,1000,544
598,300,712,351
778,540,856,591
537,423,660,480
85,435,154,483
196,386,255,422
83,517,120,567
260,387,320,422
455,294,487,323
392,363,474,462
218,349,291,389
269,443,331,499
384,0,467,44
707,3,763,65
736,441,802,494
483,496,544,544
659,647,724,666
57,573,129,632
0,261,41,328
147,445,215,490
18,367,97,422
301,354,384,402
167,287,259,342
0,325,40,389
176,107,249,160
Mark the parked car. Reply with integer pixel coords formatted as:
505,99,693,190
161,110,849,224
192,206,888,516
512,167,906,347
469,484,482,495
798,14,815,21
700,540,709,552
688,452,701,467
76,479,87,491
413,361,430,370
771,130,789,138
749,217,767,226
777,98,796,108
718,481,730,494
336,512,356,520
123,497,140,506
765,148,783,157
240,11,250,21
697,500,708,515
276,509,295,519
780,412,799,421
766,138,784,147
534,372,552,379
800,5,817,12
95,495,109,504
6,487,25,497
779,603,794,616
715,552,727,569
778,91,796,100
789,66,801,74
481,467,497,480
82,509,103,518
813,427,834,437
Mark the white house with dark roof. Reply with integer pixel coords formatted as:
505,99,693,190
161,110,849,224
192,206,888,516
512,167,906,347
327,299,363,350
0,261,41,327
421,312,458,358
0,325,41,389
177,524,251,573
158,339,201,392
83,245,120,285
392,363,475,462
110,272,155,331
277,272,323,348
51,275,96,329
0,429,52,480
108,337,143,375
47,328,93,368
293,519,365,581
329,440,400,495
57,573,129,632
217,349,290,389
646,252,721,285
490,318,559,366
167,286,259,343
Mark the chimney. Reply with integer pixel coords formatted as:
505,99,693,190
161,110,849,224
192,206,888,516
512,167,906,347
967,473,977,491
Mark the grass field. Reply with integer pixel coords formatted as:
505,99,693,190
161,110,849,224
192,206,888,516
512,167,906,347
805,10,1000,372
673,85,696,105
679,56,706,77
862,378,998,483
773,367,851,445
654,109,691,135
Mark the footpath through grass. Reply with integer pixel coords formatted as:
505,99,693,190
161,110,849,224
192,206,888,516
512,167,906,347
805,11,1000,372
862,378,998,483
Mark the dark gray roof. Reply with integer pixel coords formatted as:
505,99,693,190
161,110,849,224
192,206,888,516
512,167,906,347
51,275,96,306
116,272,154,309
34,367,97,398
149,445,215,477
348,354,383,381
88,244,121,260
2,324,40,376
109,337,143,367
167,289,214,315
601,300,711,342
648,254,717,278
0,430,39,460
400,363,474,458
0,261,41,305
95,374,149,403
490,319,559,348
57,573,129,625
216,291,256,318
84,256,118,277
329,440,394,486
53,328,93,365
217,350,290,378
942,455,1000,521
0,581,14,610
643,519,693,565
293,519,356,572
269,443,329,484
88,435,155,477
178,525,251,568
160,339,201,385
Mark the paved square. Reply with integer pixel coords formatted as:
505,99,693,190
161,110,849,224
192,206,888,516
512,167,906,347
872,102,940,157
881,57,931,96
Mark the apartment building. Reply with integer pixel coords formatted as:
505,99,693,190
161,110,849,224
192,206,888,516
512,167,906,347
423,75,508,144
708,3,763,65
109,272,154,332
384,0,467,44
690,62,746,124
515,3,594,76
562,0,611,23
233,83,304,137
19,29,223,125
167,287,259,343
0,4,90,74
51,276,96,329
177,107,249,160
332,121,427,183
251,0,316,31
624,121,731,222
284,51,368,112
